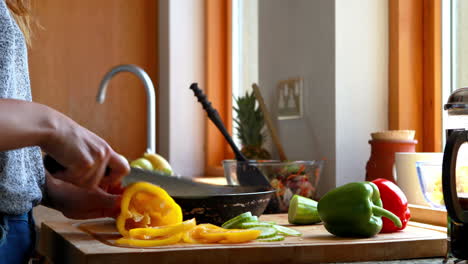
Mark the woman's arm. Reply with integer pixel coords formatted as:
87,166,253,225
0,99,55,151
44,173,121,219
0,98,129,189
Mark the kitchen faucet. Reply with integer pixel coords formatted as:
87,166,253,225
96,64,156,154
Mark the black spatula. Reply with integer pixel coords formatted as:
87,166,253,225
190,83,271,187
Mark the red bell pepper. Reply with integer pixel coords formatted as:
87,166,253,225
371,178,411,233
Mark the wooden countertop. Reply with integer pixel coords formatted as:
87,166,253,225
33,205,69,230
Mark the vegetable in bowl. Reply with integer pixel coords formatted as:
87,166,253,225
223,160,324,213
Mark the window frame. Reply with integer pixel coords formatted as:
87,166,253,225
389,0,442,152
204,0,233,176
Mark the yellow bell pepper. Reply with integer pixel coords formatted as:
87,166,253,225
116,182,183,237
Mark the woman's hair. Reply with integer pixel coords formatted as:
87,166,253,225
6,0,32,46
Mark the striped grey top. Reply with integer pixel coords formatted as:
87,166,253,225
0,0,45,215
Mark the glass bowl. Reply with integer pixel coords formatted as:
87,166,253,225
416,161,444,209
416,160,468,209
222,160,324,213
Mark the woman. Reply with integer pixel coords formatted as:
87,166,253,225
0,0,130,262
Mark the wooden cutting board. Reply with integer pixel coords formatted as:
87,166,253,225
38,214,447,264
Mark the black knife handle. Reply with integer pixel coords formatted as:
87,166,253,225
43,154,66,174
44,154,111,175
189,83,247,161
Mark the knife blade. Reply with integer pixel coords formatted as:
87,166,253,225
43,154,241,197
123,167,236,196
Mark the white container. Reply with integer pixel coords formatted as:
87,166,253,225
394,152,443,206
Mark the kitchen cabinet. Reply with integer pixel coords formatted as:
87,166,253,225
28,0,158,160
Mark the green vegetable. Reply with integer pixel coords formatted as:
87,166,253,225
272,224,302,236
317,182,402,238
221,212,254,229
256,235,285,242
247,226,277,238
288,195,321,224
239,222,274,228
221,211,302,242
285,164,301,174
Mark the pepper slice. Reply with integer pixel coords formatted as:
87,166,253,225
115,233,183,247
183,224,223,243
116,182,183,237
215,230,262,244
183,224,261,244
129,218,196,239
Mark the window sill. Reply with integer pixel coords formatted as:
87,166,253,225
409,204,447,227
194,176,227,185
205,165,225,177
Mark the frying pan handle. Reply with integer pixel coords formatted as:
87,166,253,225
189,83,247,161
442,129,468,224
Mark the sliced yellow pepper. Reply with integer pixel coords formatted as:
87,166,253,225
200,229,261,243
183,224,220,244
129,218,196,240
116,182,183,237
115,233,183,247
183,224,261,244
216,231,262,244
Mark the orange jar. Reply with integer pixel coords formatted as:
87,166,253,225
365,139,418,183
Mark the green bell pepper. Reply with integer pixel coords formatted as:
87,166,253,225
317,181,402,237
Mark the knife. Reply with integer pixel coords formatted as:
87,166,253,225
43,155,237,197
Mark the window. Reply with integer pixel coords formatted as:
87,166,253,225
442,0,452,137
446,0,468,92
442,0,468,136
203,0,260,175
442,0,468,187
231,0,259,147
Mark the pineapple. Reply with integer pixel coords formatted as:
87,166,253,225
234,91,271,160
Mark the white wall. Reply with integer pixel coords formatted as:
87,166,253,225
259,0,336,195
158,0,205,177
258,0,388,194
335,0,389,186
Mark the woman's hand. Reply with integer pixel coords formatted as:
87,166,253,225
0,99,129,189
40,108,130,189
44,174,122,219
